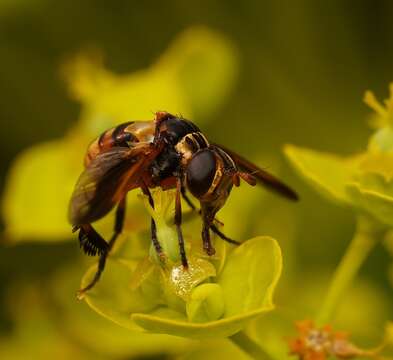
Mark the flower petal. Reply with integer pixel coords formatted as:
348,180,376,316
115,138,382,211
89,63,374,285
346,181,393,227
131,307,272,339
82,258,160,330
218,236,282,316
284,144,359,205
82,237,281,339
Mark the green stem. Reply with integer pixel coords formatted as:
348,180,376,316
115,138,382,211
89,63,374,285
316,216,381,325
230,330,273,360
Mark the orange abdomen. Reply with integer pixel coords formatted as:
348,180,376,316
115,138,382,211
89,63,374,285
84,121,156,166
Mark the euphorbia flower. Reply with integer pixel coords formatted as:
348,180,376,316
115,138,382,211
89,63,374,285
284,85,393,322
81,189,283,339
284,84,393,229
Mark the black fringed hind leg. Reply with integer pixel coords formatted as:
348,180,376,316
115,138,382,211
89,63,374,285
176,178,188,268
74,224,109,257
141,184,165,263
181,187,240,246
77,196,126,298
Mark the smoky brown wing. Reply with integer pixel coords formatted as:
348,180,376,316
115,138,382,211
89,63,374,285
212,143,299,201
68,146,148,226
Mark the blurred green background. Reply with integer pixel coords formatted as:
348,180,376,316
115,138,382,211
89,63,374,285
0,1,392,359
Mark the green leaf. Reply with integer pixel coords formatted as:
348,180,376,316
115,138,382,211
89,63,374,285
284,144,359,205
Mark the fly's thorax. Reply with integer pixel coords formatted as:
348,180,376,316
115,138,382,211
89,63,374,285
158,115,201,145
149,147,181,184
175,132,209,166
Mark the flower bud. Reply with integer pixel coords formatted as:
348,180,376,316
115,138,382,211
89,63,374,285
186,283,225,323
140,190,180,263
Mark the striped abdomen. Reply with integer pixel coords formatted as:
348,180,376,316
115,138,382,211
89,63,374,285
84,121,156,166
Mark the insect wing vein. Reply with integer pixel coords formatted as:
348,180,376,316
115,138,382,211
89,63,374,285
68,145,149,225
211,143,298,201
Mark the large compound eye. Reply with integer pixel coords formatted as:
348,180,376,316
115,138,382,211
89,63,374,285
186,149,216,198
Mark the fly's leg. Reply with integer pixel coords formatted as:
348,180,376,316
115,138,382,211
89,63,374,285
210,223,240,245
181,187,240,246
181,186,196,210
141,184,165,263
77,196,126,299
202,216,215,256
176,178,188,268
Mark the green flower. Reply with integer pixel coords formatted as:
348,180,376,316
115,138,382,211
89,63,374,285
2,26,238,243
284,84,393,328
81,190,282,339
284,84,393,228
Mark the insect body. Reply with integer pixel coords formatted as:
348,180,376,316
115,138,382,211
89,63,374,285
69,111,298,296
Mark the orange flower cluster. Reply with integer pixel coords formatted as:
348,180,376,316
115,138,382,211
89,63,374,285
288,320,376,360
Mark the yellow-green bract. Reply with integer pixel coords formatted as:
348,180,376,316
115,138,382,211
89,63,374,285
284,85,393,228
81,236,282,339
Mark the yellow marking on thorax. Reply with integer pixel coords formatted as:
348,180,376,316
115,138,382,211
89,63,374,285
175,132,209,166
